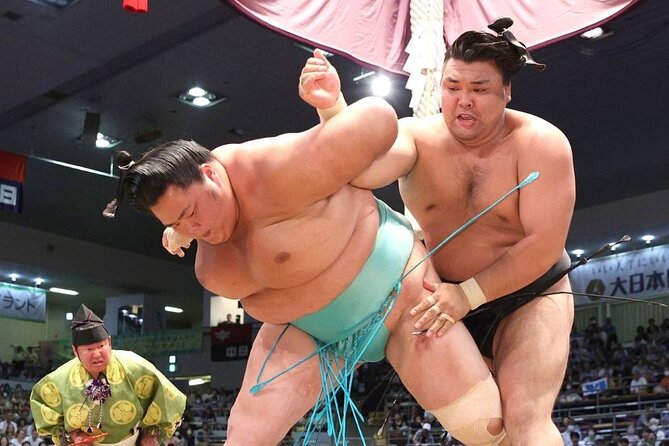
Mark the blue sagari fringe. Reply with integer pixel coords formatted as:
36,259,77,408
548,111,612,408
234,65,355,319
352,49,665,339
250,282,402,446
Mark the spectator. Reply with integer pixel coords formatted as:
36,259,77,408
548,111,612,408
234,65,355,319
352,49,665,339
602,317,618,350
582,428,597,446
630,370,649,394
9,429,25,446
26,431,41,446
622,425,640,445
569,431,584,446
636,325,650,344
412,423,434,445
648,318,660,338
0,413,17,436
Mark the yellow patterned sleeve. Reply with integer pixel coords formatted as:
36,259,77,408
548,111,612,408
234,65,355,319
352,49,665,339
139,375,187,441
30,379,66,446
121,351,187,442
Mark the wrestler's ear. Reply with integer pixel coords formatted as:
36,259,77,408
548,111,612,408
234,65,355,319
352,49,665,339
199,163,218,184
504,84,512,103
72,345,78,358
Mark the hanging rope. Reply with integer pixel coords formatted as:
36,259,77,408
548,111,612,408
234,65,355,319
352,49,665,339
404,0,445,118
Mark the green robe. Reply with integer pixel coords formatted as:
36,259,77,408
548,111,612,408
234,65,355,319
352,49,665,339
30,350,187,446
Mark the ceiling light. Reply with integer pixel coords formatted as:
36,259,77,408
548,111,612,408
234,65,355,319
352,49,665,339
192,97,211,107
49,287,79,296
95,132,122,149
371,75,391,97
580,27,604,39
164,306,183,313
571,249,585,258
579,26,613,40
175,87,226,109
65,312,73,321
641,234,655,244
9,273,19,282
188,378,206,386
609,243,618,251
34,277,44,286
188,87,206,97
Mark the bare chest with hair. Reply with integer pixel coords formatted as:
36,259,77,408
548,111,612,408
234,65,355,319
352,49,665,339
400,134,524,274
194,188,378,323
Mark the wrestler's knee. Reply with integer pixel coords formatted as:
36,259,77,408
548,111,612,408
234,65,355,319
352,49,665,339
429,374,506,446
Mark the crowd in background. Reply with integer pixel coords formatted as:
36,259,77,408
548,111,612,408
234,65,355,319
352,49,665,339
4,316,669,445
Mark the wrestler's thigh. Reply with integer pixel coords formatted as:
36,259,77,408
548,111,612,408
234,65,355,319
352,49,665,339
226,323,321,446
385,285,492,410
493,280,574,416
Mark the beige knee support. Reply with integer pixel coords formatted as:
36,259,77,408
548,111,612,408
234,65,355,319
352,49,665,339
429,373,506,446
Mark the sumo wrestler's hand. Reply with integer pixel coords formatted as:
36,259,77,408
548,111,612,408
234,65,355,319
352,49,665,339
162,227,193,258
410,280,470,337
299,49,342,111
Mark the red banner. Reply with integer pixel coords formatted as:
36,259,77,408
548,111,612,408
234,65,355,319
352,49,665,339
0,150,25,213
0,150,25,182
210,323,252,361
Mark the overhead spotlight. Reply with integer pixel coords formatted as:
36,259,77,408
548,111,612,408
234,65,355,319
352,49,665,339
65,312,73,321
34,277,44,287
580,26,613,40
9,273,19,282
164,306,183,313
609,243,618,251
371,75,391,97
49,287,79,296
95,132,122,149
188,378,206,386
571,249,585,258
641,234,655,244
174,86,226,109
188,87,206,97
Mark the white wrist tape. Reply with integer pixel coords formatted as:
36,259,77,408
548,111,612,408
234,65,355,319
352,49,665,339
458,277,487,310
317,94,346,121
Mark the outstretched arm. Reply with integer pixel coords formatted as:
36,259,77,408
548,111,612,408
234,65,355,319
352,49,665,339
298,49,419,190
